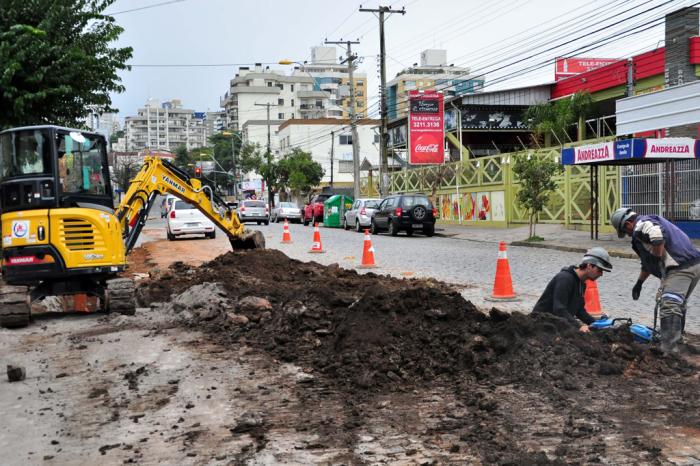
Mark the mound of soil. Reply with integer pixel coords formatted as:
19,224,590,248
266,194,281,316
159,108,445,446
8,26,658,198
136,249,700,463
137,250,695,392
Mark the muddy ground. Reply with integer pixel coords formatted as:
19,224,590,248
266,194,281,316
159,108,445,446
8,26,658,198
134,248,700,464
2,239,700,465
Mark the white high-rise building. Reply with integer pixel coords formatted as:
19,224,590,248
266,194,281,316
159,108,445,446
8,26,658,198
124,99,206,152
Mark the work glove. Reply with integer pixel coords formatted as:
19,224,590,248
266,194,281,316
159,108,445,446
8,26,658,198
632,280,643,301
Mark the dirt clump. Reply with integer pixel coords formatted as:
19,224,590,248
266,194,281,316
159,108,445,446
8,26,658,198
136,249,700,463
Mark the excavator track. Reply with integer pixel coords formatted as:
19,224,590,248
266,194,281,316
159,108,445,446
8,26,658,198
105,278,137,316
0,281,31,329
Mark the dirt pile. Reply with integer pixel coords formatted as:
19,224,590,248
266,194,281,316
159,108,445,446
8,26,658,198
137,250,696,392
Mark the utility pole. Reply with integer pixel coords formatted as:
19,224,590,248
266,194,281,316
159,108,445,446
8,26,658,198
330,130,335,188
254,102,274,206
360,5,405,195
326,38,361,199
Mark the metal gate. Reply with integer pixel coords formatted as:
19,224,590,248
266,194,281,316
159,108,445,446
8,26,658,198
621,159,700,220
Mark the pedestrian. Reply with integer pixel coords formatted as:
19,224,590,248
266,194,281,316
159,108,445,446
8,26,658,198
532,247,612,333
610,208,700,352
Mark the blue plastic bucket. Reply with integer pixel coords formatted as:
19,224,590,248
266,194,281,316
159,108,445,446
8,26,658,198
630,324,654,343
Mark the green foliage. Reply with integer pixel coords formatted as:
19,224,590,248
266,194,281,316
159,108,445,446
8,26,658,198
173,144,191,170
0,0,133,129
513,155,563,238
524,91,593,146
276,148,324,195
238,142,264,175
109,129,124,144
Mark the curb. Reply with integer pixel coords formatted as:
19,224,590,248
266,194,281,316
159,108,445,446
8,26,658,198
509,241,638,259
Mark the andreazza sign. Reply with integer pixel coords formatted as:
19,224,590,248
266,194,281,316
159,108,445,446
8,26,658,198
573,142,615,164
408,90,444,165
561,138,700,165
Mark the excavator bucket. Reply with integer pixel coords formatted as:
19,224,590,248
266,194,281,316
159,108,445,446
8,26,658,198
230,230,266,250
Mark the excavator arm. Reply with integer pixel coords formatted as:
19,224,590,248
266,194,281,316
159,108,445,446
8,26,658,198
115,157,264,254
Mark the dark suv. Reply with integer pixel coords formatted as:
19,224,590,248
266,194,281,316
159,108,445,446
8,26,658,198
371,194,436,236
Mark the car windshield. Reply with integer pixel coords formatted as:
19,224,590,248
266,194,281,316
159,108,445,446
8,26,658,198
56,132,107,195
365,200,380,209
280,202,296,208
315,195,331,202
174,200,195,210
402,196,432,208
245,200,266,207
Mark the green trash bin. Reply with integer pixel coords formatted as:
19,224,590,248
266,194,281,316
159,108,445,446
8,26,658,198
323,194,354,228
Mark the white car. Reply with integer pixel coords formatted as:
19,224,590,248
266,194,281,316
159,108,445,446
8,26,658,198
166,199,216,240
271,202,302,223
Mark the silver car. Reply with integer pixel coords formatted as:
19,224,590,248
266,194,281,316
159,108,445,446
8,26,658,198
343,198,382,232
271,201,302,223
237,199,269,225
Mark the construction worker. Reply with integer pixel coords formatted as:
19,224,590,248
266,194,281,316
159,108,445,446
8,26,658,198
610,207,700,352
532,247,612,333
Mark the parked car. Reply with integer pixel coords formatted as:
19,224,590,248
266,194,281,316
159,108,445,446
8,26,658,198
237,199,269,225
160,194,177,218
271,201,302,223
690,199,700,220
166,199,216,240
371,194,437,236
343,198,382,232
302,193,332,225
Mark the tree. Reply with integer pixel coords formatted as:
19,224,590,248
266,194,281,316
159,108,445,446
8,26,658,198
276,149,324,199
512,155,563,239
237,143,264,175
111,156,140,201
524,91,593,147
0,0,133,129
173,144,191,171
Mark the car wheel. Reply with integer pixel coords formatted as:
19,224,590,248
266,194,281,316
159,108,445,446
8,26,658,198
406,228,414,237
423,224,435,237
264,220,269,225
370,219,378,235
257,221,261,225
303,216,309,226
166,229,174,241
276,215,280,223
411,205,427,222
206,231,216,239
342,217,349,230
355,220,362,233
387,219,399,237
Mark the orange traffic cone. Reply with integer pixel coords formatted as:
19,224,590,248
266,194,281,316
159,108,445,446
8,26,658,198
487,242,518,301
359,229,377,268
281,219,293,244
309,223,325,253
584,279,603,318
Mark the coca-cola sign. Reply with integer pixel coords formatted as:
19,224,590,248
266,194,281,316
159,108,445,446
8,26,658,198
408,90,444,165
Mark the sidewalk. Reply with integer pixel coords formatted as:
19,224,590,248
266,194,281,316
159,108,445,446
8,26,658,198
435,223,700,259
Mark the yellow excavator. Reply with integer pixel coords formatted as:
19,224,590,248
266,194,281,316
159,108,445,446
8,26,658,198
0,125,264,328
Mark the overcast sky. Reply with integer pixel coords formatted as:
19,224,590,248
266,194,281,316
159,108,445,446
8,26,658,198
107,0,687,121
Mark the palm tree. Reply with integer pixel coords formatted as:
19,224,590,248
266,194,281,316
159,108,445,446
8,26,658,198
524,91,593,147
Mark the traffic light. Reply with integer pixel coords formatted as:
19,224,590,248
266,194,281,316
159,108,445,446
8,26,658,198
194,166,202,178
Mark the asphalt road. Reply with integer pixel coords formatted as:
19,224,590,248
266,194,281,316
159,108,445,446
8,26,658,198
250,220,699,333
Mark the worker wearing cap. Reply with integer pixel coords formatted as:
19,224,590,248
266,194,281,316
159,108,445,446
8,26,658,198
532,247,613,333
610,208,700,352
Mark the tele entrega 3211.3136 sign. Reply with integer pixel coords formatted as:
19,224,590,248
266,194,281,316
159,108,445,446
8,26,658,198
408,90,444,165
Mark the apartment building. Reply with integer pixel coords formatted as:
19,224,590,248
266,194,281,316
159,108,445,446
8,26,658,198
278,118,381,187
204,111,227,140
124,99,207,152
290,47,368,119
387,49,484,120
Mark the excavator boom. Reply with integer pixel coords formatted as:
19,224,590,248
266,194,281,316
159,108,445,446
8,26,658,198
115,157,264,253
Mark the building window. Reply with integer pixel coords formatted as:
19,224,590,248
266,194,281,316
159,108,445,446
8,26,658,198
291,84,294,92
338,160,353,173
278,98,284,106
356,80,363,86
339,134,353,145
291,113,295,119
374,134,380,143
267,82,273,87
291,99,294,106
356,100,363,108
278,113,284,119
277,84,284,90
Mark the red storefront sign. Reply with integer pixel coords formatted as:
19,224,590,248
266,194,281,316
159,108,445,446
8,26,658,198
555,57,619,80
408,90,444,165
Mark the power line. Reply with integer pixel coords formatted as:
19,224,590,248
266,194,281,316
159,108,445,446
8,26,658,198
106,0,188,16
